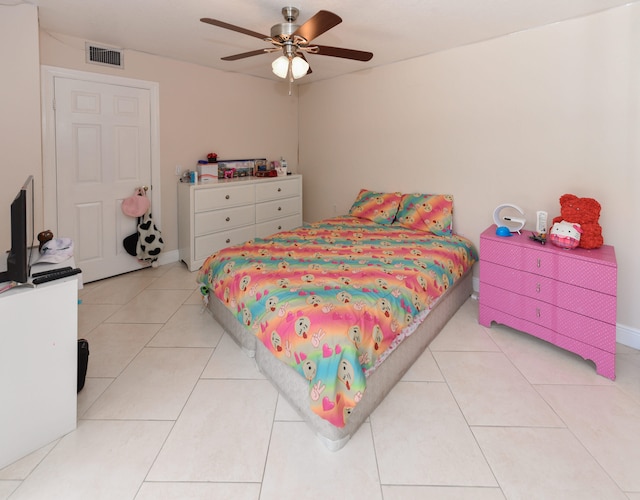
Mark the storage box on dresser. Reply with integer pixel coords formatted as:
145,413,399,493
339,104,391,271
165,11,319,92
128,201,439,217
478,225,617,379
178,175,302,271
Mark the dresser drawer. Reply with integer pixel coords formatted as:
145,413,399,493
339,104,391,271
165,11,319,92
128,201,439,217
256,197,300,222
479,304,616,379
255,215,302,238
480,260,616,324
194,225,255,260
255,179,300,202
194,205,255,236
195,184,255,211
480,237,616,294
481,283,615,352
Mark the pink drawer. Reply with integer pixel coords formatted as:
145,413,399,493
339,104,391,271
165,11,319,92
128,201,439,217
481,283,616,352
480,236,616,295
479,261,616,324
479,304,615,380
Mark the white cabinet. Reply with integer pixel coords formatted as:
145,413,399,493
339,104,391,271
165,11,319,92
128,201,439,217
0,278,78,469
178,175,302,271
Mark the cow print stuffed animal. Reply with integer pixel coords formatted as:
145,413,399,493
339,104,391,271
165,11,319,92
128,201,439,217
136,211,164,263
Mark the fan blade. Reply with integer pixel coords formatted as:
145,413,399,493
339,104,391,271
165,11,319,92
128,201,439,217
293,10,342,42
200,18,268,40
314,45,373,62
221,49,269,61
299,53,313,75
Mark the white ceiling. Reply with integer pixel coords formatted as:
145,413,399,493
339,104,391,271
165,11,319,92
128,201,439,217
27,0,638,83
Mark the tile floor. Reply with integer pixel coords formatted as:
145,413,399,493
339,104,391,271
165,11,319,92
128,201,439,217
1,262,640,499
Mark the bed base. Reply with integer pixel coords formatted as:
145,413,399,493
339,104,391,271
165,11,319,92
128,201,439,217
208,270,473,451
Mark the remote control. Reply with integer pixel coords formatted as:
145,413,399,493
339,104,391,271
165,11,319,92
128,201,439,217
32,267,82,285
31,266,73,278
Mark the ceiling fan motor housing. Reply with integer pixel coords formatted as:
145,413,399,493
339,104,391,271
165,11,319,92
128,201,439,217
271,7,302,43
271,22,300,41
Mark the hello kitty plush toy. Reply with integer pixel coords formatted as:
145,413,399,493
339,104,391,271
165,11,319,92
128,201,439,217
549,220,583,249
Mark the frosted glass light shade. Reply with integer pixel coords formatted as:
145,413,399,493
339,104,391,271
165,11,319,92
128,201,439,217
272,55,309,80
291,56,309,79
271,56,289,78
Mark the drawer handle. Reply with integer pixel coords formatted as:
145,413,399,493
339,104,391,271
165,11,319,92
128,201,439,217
277,187,282,192
536,258,541,268
226,238,231,244
226,217,230,222
278,206,282,211
536,308,541,318
536,283,541,293
225,194,230,200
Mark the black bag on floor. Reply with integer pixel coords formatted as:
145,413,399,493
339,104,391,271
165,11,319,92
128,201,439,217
77,339,89,392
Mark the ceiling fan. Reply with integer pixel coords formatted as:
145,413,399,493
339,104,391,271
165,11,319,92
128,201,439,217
201,7,373,85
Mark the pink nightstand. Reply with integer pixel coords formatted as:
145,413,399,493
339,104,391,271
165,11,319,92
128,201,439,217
478,225,617,380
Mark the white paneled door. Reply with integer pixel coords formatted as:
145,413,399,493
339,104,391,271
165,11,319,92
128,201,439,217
53,77,153,282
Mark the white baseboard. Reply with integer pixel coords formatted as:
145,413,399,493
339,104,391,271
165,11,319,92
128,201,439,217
156,249,180,267
617,323,640,350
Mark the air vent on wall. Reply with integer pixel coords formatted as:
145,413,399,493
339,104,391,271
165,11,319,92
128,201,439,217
85,43,124,68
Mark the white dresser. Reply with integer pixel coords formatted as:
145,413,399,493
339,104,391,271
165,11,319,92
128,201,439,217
178,175,302,271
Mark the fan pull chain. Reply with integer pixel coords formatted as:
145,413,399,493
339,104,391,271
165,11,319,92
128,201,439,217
288,58,293,96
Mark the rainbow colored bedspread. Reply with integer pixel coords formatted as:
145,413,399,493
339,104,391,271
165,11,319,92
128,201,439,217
197,216,477,428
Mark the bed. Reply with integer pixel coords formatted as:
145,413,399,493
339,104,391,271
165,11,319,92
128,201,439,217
197,190,477,450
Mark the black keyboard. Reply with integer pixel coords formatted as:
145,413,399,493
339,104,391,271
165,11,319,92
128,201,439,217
32,267,82,285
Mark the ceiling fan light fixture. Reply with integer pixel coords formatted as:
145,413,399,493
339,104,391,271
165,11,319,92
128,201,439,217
272,54,309,80
271,55,290,78
291,56,309,79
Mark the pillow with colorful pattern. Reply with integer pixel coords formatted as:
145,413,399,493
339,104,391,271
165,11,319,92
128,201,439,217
395,193,454,236
348,189,402,225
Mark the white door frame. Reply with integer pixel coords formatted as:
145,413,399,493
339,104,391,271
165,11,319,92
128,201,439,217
40,65,161,238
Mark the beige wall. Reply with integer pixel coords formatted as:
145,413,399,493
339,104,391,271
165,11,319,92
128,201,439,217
298,5,640,333
0,4,42,252
37,31,299,252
